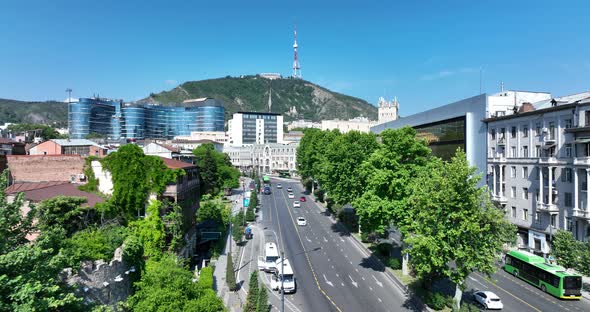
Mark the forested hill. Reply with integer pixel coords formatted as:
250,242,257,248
0,99,68,127
140,75,377,122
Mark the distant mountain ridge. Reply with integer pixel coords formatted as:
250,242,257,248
0,99,68,127
140,76,377,122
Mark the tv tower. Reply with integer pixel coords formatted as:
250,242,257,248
292,24,301,79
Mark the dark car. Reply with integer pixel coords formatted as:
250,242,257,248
299,196,306,202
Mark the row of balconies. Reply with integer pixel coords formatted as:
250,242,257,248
489,156,590,166
493,193,590,220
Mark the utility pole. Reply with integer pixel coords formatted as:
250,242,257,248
281,250,285,312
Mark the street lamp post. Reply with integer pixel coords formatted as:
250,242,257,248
281,250,285,312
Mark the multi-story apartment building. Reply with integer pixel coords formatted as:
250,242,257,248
486,93,590,255
223,142,297,174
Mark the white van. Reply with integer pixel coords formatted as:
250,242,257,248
271,258,296,294
258,242,280,272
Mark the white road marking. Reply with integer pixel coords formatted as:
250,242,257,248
355,268,359,273
349,275,358,288
323,236,328,242
362,276,365,281
323,274,334,287
340,238,345,242
377,298,382,303
372,275,383,287
331,265,335,269
336,273,340,278
305,236,312,243
369,286,373,291
468,276,477,282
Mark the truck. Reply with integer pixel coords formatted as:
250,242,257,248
270,258,296,294
258,242,280,273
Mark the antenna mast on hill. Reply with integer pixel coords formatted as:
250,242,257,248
292,22,301,79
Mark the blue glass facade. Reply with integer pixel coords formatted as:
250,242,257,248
69,98,123,139
88,98,227,139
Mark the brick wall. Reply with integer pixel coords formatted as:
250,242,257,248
7,155,85,183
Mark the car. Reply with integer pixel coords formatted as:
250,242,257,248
293,201,300,208
288,193,295,199
287,187,293,192
276,183,282,189
473,291,503,310
299,196,306,202
296,217,307,226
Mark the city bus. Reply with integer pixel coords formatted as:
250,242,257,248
504,250,582,299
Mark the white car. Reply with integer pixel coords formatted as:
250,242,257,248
473,291,503,310
287,187,293,192
288,193,295,199
276,183,282,189
297,217,307,226
293,201,300,208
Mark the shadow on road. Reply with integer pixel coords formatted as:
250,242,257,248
403,295,427,312
358,255,385,273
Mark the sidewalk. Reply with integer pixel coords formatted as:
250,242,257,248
581,275,590,301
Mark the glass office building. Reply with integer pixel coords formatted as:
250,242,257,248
73,98,227,140
414,116,466,160
69,98,123,139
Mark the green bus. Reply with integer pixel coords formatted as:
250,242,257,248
504,250,582,299
262,175,270,184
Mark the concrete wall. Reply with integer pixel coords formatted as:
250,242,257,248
92,160,113,195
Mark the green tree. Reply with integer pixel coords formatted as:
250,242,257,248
102,144,180,221
353,127,431,235
35,196,90,236
403,151,516,310
296,128,340,181
245,271,259,312
551,230,583,269
198,266,214,290
578,241,590,276
129,200,166,258
232,211,244,244
62,224,128,269
197,196,226,228
7,123,64,141
0,171,34,254
256,286,269,312
226,253,237,291
193,143,240,194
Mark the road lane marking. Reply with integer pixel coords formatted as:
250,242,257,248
369,286,373,291
323,236,328,242
377,298,382,303
362,276,365,281
323,274,334,287
372,275,383,287
355,269,359,272
336,273,339,277
471,273,541,312
305,236,312,243
349,275,358,288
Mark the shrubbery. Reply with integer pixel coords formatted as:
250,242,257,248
425,291,447,310
387,258,401,270
62,224,128,269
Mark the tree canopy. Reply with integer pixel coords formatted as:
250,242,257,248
193,143,240,194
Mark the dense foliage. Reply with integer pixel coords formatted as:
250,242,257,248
35,196,92,236
62,224,129,269
102,144,181,221
129,200,166,259
197,195,230,228
226,253,237,291
0,171,34,255
551,230,590,276
193,143,240,194
78,156,99,193
145,76,377,122
245,271,259,312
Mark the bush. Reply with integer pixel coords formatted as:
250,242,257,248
459,302,480,312
314,189,325,202
375,243,392,257
387,258,401,270
62,224,128,268
445,295,454,308
227,254,237,291
198,266,214,290
425,292,447,310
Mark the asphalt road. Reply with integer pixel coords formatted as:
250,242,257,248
258,178,415,312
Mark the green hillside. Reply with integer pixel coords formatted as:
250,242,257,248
0,99,68,127
141,75,377,122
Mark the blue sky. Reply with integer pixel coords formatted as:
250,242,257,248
1,0,589,116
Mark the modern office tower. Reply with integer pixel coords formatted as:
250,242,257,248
227,112,284,146
68,98,123,139
121,105,146,139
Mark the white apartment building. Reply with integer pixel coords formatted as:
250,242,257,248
227,112,284,145
223,142,297,174
321,117,377,133
174,131,227,144
487,93,590,255
286,120,321,131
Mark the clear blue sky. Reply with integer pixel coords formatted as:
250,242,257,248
1,0,589,116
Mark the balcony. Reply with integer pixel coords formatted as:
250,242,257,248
572,209,590,220
497,137,506,146
538,157,558,165
536,202,559,213
492,194,508,204
574,157,590,167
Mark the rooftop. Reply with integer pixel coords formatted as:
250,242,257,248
52,139,103,147
159,157,197,169
5,182,104,207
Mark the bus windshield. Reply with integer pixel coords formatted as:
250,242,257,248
564,276,582,290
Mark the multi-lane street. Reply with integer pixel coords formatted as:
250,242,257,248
256,178,414,312
235,177,590,312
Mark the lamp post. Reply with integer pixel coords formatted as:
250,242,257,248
281,250,285,312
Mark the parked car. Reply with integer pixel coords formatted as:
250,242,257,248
287,187,293,192
293,201,300,208
276,183,282,189
288,193,295,199
299,196,306,202
296,217,307,226
473,291,503,310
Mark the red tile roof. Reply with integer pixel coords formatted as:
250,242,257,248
159,157,197,169
5,182,104,207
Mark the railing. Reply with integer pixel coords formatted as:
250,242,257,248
536,202,559,213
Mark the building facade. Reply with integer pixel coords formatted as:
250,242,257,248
70,98,225,140
321,117,377,134
486,93,590,254
29,139,107,157
224,142,297,174
377,96,399,125
227,112,284,145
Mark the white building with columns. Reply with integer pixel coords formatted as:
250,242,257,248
486,92,590,255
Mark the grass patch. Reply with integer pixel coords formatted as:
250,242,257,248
392,269,415,285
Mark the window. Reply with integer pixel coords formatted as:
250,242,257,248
535,212,541,224
566,217,573,231
511,126,517,138
549,122,556,140
512,206,517,218
564,144,572,158
535,122,542,136
565,118,572,129
565,192,573,207
491,129,496,140
535,167,540,180
523,146,529,158
511,166,516,178
523,208,528,221
535,145,541,158
500,128,506,140
523,188,529,200
511,146,517,158
511,186,516,198
523,125,529,137
550,214,557,227
536,190,540,202
562,168,572,183
491,147,496,157
522,166,529,179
